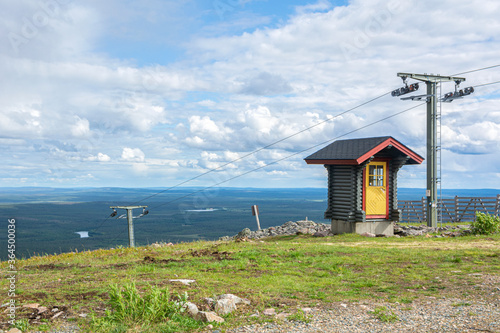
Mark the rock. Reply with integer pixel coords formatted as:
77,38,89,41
215,298,236,315
361,232,376,237
236,228,252,239
313,230,329,237
196,311,225,323
263,308,276,316
217,294,251,305
300,307,313,314
51,311,64,319
393,223,472,237
405,229,426,236
204,297,215,310
150,242,174,248
7,328,22,333
221,220,331,241
37,306,48,314
207,324,213,329
276,312,291,320
296,227,309,235
169,279,196,285
183,302,199,318
23,303,40,309
236,237,249,242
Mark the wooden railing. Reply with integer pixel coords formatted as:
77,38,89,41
398,195,500,223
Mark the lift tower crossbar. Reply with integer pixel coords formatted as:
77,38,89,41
110,205,148,247
397,73,465,228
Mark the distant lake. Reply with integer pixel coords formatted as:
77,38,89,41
75,231,89,238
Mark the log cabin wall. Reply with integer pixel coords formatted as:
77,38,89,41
324,165,356,221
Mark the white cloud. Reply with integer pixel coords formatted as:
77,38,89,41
186,115,234,149
267,170,288,176
224,151,240,161
132,163,148,174
2,0,500,188
183,105,339,153
295,0,333,14
121,148,145,162
198,151,239,170
442,121,500,154
86,153,111,162
189,115,221,134
71,117,90,137
239,72,292,95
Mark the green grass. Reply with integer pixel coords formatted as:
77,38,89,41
369,306,399,323
90,283,203,332
1,233,499,332
287,309,312,323
452,302,472,307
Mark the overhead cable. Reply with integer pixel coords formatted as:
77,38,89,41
148,103,425,210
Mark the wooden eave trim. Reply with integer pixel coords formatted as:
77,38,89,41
366,215,388,219
356,138,424,165
305,159,358,165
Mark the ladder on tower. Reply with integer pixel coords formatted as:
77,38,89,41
436,81,443,227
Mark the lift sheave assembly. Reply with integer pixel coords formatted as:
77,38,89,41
441,80,474,103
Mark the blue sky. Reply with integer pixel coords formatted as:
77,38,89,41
1,0,500,189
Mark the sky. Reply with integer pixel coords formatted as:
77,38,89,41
1,0,500,190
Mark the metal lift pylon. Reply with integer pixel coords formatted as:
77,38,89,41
109,205,148,247
395,73,466,228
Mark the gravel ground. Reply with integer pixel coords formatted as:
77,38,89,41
11,298,499,333
225,299,500,333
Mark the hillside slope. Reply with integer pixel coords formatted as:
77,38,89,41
1,232,499,332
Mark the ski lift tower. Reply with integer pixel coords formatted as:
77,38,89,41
394,73,466,228
109,205,148,247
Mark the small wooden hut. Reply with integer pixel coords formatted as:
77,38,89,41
305,136,423,235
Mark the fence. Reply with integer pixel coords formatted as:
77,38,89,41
398,195,500,223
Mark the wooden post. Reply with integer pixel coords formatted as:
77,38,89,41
251,205,261,230
496,194,500,216
421,197,426,224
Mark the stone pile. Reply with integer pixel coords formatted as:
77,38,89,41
394,224,471,237
183,293,251,323
219,220,331,241
149,241,174,248
220,221,473,240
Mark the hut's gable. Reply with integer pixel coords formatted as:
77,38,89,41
304,136,423,165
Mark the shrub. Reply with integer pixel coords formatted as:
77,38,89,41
470,212,500,235
13,318,31,331
91,282,202,332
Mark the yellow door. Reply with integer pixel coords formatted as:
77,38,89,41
365,161,387,216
